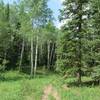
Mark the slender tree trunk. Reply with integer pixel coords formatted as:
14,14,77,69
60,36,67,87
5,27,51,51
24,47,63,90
47,41,50,69
50,42,54,66
39,44,42,64
19,39,25,72
34,36,38,78
30,37,34,78
77,2,82,85
77,69,82,85
52,43,56,66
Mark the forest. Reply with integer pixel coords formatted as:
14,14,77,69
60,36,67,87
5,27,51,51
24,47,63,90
0,0,100,100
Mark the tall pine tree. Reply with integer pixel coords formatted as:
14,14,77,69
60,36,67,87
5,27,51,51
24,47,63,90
57,0,90,84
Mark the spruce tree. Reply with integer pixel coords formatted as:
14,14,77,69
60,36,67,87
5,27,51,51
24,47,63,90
57,0,89,84
90,0,100,81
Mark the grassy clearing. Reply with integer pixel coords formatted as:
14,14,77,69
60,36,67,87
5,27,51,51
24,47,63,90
0,71,100,100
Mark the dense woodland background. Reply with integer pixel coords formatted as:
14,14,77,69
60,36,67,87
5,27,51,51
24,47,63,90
0,0,100,100
0,0,100,87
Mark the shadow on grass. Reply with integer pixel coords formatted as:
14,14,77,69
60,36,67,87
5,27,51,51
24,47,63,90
0,75,29,82
67,80,100,87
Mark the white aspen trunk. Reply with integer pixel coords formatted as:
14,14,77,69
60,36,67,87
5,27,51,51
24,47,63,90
34,36,38,77
39,44,43,66
30,37,34,77
52,43,56,66
19,39,25,72
50,43,55,66
47,41,50,69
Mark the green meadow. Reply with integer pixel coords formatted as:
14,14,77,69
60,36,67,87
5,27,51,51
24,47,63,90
0,71,100,100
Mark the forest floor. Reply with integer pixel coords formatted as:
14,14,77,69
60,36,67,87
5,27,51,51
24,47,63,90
0,71,100,100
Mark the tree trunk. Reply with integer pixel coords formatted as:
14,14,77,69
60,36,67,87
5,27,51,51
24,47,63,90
39,44,42,65
34,36,38,78
77,69,82,85
19,39,25,72
50,42,55,66
52,43,56,66
47,41,50,69
77,1,82,85
30,37,34,78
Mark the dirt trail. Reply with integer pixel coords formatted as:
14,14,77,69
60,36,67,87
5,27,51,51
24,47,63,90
42,84,60,100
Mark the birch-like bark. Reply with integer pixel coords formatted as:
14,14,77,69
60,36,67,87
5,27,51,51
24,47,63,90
50,43,55,66
34,36,38,77
30,37,34,77
19,39,25,72
47,41,50,69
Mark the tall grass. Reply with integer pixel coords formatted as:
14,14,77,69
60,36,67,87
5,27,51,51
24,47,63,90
0,71,100,100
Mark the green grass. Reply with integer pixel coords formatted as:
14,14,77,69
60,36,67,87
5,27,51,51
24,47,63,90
0,71,100,100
